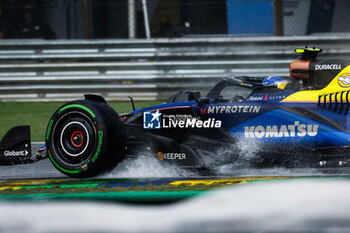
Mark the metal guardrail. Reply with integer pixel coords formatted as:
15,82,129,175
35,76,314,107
1,35,350,101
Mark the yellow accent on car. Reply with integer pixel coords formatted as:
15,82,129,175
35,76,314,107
277,82,288,89
282,65,350,102
296,48,321,54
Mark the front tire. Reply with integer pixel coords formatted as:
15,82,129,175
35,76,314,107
45,99,125,178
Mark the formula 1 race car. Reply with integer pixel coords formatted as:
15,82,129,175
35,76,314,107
1,47,350,177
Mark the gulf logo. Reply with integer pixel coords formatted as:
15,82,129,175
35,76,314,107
338,74,350,88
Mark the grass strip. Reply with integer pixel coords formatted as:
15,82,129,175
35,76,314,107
0,191,206,203
0,101,162,141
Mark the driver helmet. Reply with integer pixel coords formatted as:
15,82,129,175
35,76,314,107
261,76,288,89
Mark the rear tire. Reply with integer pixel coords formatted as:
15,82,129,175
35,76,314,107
45,99,125,178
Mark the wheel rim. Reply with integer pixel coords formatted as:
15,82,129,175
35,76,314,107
51,111,97,166
71,130,84,148
60,121,89,157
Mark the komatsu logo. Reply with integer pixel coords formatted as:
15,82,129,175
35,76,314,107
244,121,318,138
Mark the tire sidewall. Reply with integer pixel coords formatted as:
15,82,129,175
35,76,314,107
46,100,120,177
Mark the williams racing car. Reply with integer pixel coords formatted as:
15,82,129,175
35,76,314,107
1,47,350,177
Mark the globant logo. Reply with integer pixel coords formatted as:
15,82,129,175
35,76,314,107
4,150,29,156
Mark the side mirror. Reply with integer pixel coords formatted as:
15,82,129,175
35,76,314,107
195,97,210,105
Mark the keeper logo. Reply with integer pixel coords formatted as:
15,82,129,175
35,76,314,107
157,152,186,160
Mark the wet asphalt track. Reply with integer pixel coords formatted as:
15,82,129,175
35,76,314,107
0,143,64,180
2,143,350,180
0,159,64,180
4,144,350,233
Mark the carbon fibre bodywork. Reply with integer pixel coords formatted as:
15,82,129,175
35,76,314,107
120,52,350,169
4,48,350,176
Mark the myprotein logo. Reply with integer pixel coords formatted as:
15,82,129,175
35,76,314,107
157,152,186,160
201,105,261,115
4,150,29,156
315,64,342,71
338,74,350,88
244,121,318,138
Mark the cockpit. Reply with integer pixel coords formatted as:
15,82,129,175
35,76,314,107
165,47,348,104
